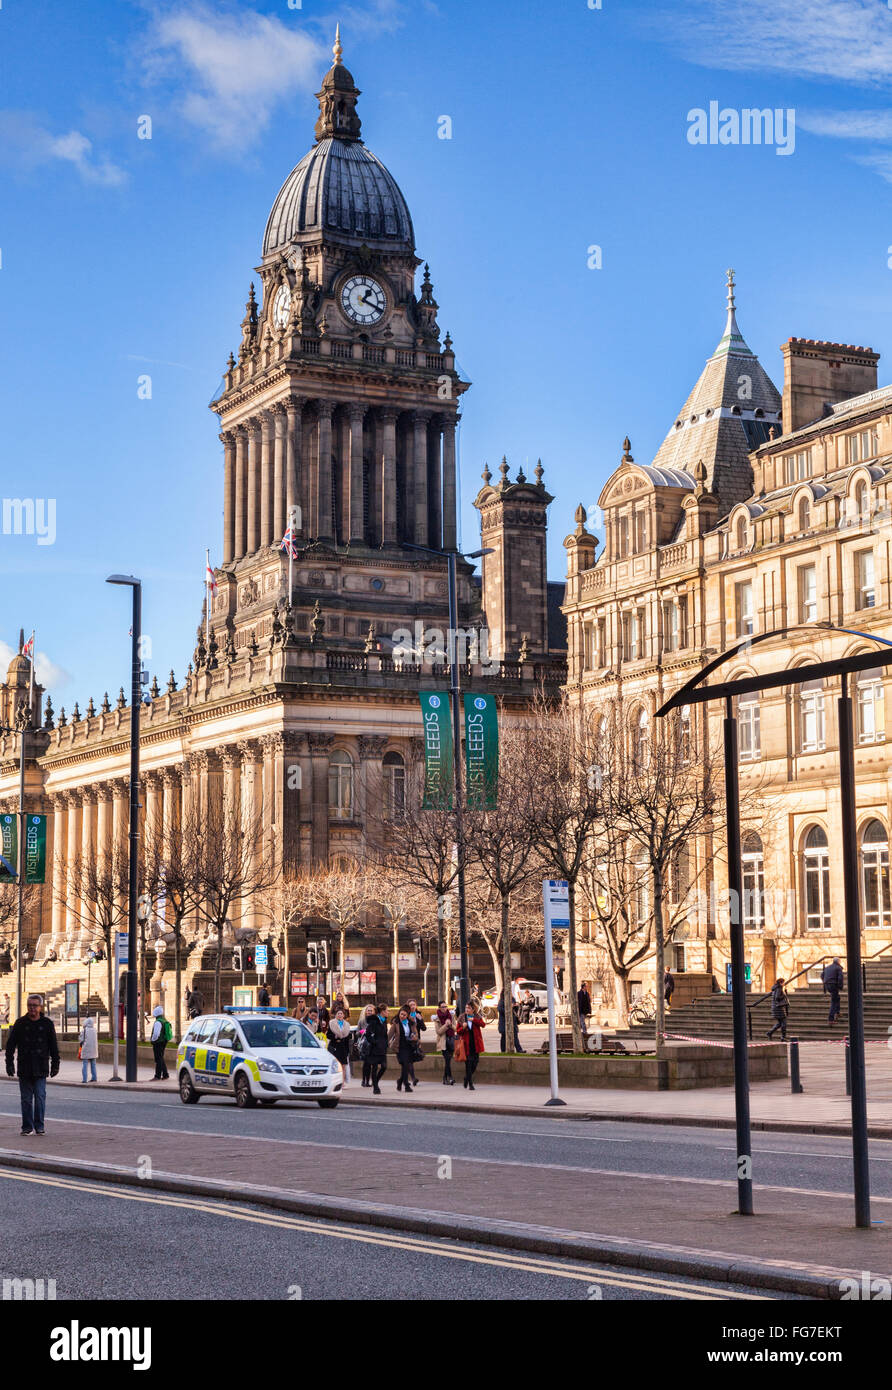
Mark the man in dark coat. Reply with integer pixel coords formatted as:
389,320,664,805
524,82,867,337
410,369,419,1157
822,958,845,1025
257,983,271,1007
5,994,60,1135
577,982,592,1034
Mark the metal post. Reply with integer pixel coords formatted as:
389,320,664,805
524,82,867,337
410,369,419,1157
543,921,564,1105
126,583,141,1083
844,1036,852,1097
724,700,754,1215
111,938,121,1082
838,676,871,1227
447,550,470,1013
14,723,27,1020
789,1038,803,1094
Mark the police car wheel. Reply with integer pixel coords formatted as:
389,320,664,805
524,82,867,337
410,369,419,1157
179,1070,200,1104
317,1098,339,1109
234,1072,257,1108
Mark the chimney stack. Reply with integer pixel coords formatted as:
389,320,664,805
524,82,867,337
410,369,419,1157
781,338,879,436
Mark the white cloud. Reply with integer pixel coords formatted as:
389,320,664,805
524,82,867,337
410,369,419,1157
651,0,892,86
143,5,326,151
0,111,126,186
0,641,71,695
797,110,892,140
854,151,892,182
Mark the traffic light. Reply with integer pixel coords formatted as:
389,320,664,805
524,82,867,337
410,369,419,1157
413,936,427,961
318,940,329,969
232,947,243,971
307,944,318,968
243,945,256,971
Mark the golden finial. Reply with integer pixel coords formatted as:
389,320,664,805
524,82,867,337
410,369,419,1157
333,23,343,65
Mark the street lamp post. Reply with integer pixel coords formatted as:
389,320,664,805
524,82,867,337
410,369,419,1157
404,542,492,1013
106,574,142,1083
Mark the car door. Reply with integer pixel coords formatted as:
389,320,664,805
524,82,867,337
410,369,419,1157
212,1018,242,1092
189,1018,221,1089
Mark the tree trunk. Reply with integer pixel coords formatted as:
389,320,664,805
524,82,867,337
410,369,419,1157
500,892,515,1054
653,866,665,1059
436,915,445,1005
614,967,631,1020
481,929,502,994
567,880,583,1052
138,920,147,1042
106,947,114,1038
283,923,290,1011
339,925,346,996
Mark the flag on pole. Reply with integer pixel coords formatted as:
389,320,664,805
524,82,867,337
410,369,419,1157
22,634,34,661
279,526,298,559
205,558,217,595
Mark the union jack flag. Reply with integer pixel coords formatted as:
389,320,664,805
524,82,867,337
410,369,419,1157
279,526,298,559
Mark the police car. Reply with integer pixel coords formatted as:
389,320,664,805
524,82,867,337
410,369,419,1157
176,1007,342,1108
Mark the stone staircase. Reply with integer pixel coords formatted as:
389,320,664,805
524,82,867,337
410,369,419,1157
621,956,892,1044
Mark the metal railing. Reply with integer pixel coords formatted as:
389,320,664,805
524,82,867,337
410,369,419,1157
746,954,836,1040
862,938,892,990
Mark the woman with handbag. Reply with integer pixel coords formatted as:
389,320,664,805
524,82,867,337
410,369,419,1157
356,1004,376,1087
456,1001,485,1090
434,1001,456,1085
388,1007,418,1093
365,1003,389,1094
78,1015,99,1084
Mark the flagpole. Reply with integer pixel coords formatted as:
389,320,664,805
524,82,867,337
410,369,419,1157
205,549,211,651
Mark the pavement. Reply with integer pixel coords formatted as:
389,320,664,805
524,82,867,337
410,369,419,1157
2,1045,891,1298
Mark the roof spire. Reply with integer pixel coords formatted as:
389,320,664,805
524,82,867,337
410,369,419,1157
726,267,736,313
333,22,343,66
714,266,752,359
315,25,362,143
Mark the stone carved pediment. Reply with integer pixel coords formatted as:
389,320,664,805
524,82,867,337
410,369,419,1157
238,577,260,608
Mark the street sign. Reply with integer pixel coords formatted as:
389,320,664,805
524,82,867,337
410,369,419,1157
255,944,268,968
543,878,570,928
24,815,47,883
116,932,129,966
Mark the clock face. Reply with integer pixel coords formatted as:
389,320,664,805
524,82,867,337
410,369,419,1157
341,275,386,326
273,284,292,330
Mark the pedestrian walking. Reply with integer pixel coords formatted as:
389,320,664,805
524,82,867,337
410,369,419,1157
822,957,845,1025
434,1001,456,1084
664,969,675,1007
327,1007,352,1083
78,1015,99,1083
365,1003,389,1094
577,981,592,1034
355,1004,375,1086
332,989,350,1017
292,997,308,1022
404,999,426,1084
315,995,331,1032
150,1005,171,1079
186,987,203,1019
456,1000,485,1090
5,994,60,1135
257,983,271,1007
389,1007,418,1092
766,978,789,1040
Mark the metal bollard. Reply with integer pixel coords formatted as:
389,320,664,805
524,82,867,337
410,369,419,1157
845,1036,852,1097
789,1037,803,1094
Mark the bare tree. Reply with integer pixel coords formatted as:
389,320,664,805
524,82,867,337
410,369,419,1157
142,801,205,1042
261,872,325,1008
60,846,129,1019
195,795,279,1012
314,860,369,1001
363,866,427,1006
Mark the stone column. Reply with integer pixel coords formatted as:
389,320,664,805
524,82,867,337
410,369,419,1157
273,405,287,542
261,733,281,887
316,400,334,543
381,408,398,545
64,791,81,941
308,733,334,867
247,419,261,553
161,766,180,859
260,411,274,548
358,736,388,831
348,403,365,542
220,747,241,929
221,431,236,563
143,771,162,857
428,420,443,550
286,398,304,537
442,417,457,550
282,732,304,877
239,740,264,932
234,425,248,559
412,411,430,546
50,794,67,947
95,784,113,881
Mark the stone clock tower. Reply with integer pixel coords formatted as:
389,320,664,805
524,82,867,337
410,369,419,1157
210,29,471,654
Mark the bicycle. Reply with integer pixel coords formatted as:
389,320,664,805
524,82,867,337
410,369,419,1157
627,993,657,1027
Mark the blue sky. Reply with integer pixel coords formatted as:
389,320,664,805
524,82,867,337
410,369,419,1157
3,0,892,708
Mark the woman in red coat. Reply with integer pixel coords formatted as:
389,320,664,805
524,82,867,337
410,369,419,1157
455,1001,485,1090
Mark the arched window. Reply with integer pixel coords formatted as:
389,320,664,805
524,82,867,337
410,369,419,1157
857,666,883,744
803,826,831,931
633,709,649,770
382,750,405,820
861,819,891,931
738,690,760,760
855,479,869,521
799,677,825,753
741,831,765,931
671,841,690,903
735,516,747,551
798,495,811,532
328,751,354,820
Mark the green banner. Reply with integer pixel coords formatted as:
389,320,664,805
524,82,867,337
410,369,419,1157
464,693,499,809
0,813,16,881
24,814,47,884
419,691,454,809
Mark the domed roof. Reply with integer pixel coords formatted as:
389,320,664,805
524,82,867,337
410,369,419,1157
263,137,414,256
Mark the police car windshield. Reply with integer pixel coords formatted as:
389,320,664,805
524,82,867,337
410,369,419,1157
239,1019,320,1049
